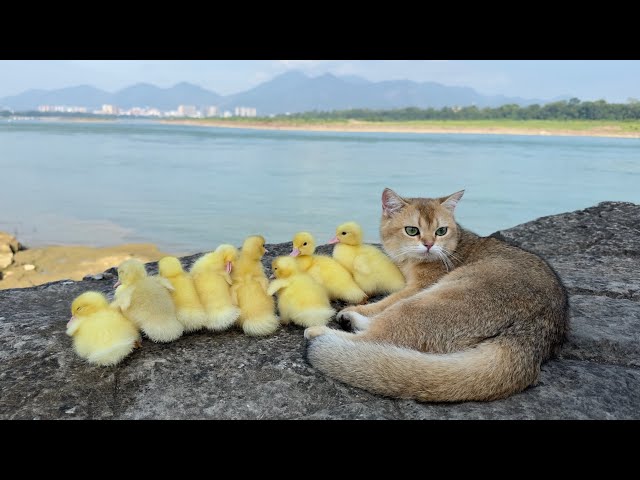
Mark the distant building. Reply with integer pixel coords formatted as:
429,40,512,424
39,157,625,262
38,105,87,113
234,106,257,117
222,110,232,118
177,105,198,117
101,104,119,115
205,106,218,117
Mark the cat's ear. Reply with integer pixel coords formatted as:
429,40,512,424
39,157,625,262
382,188,408,217
440,190,465,213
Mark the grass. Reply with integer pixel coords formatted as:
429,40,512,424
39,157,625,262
170,117,640,134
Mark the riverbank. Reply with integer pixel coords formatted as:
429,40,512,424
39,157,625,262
161,118,640,139
0,232,171,290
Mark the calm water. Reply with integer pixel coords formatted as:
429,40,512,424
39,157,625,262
1,119,638,254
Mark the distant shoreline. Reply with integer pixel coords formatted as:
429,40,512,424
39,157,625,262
159,119,640,139
5,116,639,139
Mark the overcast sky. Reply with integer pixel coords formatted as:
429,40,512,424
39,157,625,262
0,60,638,102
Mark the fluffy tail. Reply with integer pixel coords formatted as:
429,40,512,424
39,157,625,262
332,286,367,305
242,313,280,336
306,335,537,402
205,306,241,332
177,308,208,332
292,307,336,328
143,319,184,343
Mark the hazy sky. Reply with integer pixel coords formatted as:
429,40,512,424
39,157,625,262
0,60,638,102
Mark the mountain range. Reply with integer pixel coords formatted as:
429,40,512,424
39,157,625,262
0,71,558,115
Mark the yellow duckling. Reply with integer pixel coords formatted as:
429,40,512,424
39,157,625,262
230,235,279,336
329,221,405,296
189,244,241,331
112,258,184,343
267,256,335,327
158,256,208,332
290,231,367,304
66,291,141,366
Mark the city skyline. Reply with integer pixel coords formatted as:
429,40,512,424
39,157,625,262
0,60,639,103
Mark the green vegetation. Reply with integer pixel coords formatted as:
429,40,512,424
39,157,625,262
283,98,640,121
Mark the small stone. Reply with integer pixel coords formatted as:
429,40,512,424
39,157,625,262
23,264,36,271
0,251,12,269
64,407,77,414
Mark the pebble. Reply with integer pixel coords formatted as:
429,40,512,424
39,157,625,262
23,264,36,271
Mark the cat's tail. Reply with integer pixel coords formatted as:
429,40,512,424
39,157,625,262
305,334,537,402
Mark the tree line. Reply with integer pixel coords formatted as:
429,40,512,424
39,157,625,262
281,98,640,121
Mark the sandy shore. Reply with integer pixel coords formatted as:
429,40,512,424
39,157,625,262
0,243,172,290
161,119,640,139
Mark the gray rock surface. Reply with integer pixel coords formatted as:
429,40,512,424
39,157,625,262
1,202,639,419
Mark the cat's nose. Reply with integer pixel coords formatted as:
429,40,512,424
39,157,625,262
423,242,434,251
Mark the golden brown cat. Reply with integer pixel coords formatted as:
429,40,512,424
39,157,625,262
304,188,569,402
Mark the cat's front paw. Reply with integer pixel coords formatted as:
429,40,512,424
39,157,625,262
304,326,330,340
336,309,370,332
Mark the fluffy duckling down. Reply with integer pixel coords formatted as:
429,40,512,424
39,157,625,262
112,258,184,343
268,256,335,328
67,291,141,366
159,256,208,332
190,244,240,331
291,231,367,304
330,221,405,296
230,235,279,336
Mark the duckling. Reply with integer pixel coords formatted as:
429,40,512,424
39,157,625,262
230,235,279,336
158,256,208,332
67,291,141,366
329,221,405,296
190,244,241,331
112,258,184,343
290,231,367,304
268,256,335,328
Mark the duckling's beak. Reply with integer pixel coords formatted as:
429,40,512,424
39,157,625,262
290,248,300,257
114,280,121,288
269,273,275,280
66,316,77,328
328,236,340,244
225,261,232,274
263,248,269,254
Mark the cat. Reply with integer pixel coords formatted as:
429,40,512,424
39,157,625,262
304,188,569,402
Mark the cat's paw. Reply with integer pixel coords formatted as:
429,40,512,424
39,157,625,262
304,326,330,340
336,309,370,332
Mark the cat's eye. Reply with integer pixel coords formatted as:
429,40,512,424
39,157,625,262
435,227,448,236
303,242,307,246
405,226,420,236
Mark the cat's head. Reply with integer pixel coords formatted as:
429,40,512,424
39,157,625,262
379,188,464,264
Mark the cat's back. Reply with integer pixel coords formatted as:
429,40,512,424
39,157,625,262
460,234,563,291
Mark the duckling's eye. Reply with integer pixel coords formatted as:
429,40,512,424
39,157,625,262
274,267,278,270
341,232,347,235
405,226,420,236
435,227,448,236
303,242,307,246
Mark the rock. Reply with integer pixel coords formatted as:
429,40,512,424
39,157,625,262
0,246,12,269
23,264,35,271
0,232,21,254
0,201,638,419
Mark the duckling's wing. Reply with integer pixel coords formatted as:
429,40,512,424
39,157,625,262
156,277,175,291
353,254,372,276
258,276,269,293
267,279,289,296
112,287,133,311
230,284,239,305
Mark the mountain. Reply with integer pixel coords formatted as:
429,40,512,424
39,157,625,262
0,73,553,114
0,82,223,111
113,82,222,110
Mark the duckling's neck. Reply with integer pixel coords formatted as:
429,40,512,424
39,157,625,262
296,255,313,271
